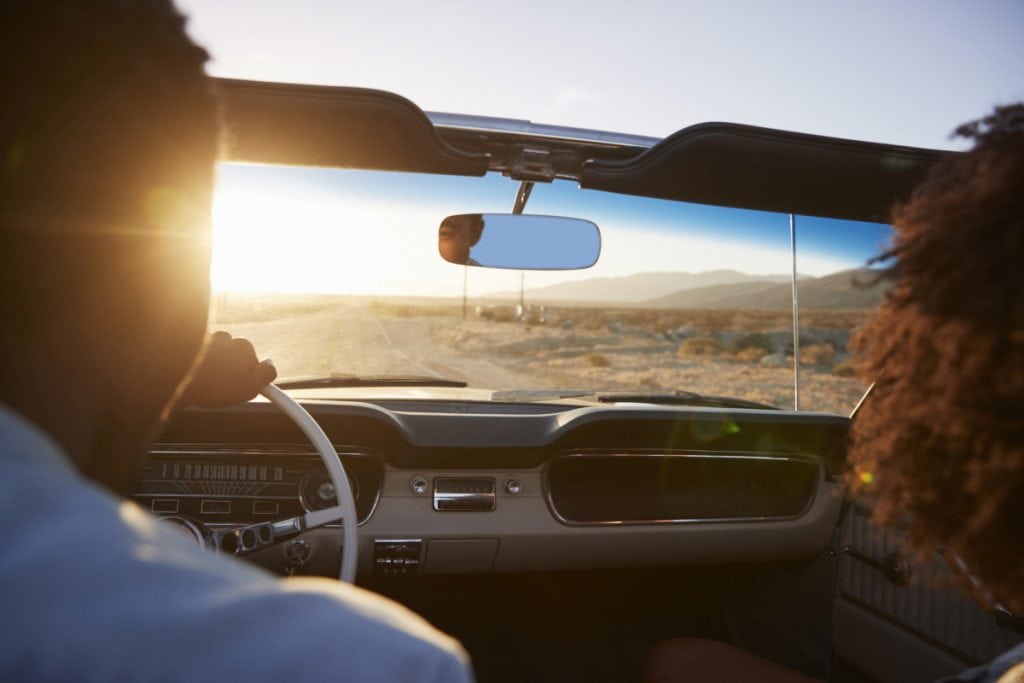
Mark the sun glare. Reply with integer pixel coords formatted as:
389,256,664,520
210,177,453,295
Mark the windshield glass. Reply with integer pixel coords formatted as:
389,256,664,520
210,162,890,414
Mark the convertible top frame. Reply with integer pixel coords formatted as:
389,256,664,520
214,77,951,224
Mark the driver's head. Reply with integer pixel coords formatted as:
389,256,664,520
0,1,219,483
848,103,1024,610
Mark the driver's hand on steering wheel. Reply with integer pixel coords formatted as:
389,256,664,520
179,331,277,409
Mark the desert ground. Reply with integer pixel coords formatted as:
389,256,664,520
212,294,872,415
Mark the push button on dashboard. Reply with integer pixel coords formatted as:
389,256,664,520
373,540,422,576
410,476,429,496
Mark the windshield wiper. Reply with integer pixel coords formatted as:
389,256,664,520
275,374,468,389
593,390,778,411
489,388,778,410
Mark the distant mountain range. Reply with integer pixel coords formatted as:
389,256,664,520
488,268,888,309
646,268,888,309
489,269,791,303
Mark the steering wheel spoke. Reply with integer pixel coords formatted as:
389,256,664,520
255,380,359,582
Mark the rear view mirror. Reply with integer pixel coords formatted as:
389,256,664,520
438,213,601,270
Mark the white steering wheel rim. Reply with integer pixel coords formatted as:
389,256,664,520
260,383,358,583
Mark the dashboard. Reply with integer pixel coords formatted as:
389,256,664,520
136,397,850,578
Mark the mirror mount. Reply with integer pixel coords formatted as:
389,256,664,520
512,180,534,215
508,148,556,183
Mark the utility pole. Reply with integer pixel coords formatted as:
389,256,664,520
519,271,525,321
512,180,533,323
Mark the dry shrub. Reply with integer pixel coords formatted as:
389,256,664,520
651,317,679,334
733,347,765,363
800,343,836,365
677,336,720,357
493,305,868,336
369,301,457,319
733,332,775,353
831,358,857,377
586,353,612,368
479,307,518,323
579,311,610,331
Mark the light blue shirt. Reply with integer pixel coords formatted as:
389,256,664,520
939,643,1024,683
0,406,474,682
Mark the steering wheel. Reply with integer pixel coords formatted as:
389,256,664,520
181,383,359,582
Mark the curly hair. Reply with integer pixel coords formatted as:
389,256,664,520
847,104,1024,609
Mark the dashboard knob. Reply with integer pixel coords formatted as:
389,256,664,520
410,476,429,496
503,477,522,495
285,539,312,563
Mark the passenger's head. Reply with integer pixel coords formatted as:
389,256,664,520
438,214,485,265
0,1,218,480
848,104,1024,609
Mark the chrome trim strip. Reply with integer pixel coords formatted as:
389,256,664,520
137,493,296,500
271,517,305,536
542,450,821,527
426,112,661,149
149,444,339,457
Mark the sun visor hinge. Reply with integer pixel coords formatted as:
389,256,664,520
507,147,555,183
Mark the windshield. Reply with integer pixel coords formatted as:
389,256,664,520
210,162,890,414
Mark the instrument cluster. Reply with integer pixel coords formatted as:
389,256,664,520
133,444,383,527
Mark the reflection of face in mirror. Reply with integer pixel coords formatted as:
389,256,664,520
438,214,485,265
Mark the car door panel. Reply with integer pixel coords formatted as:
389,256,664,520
834,502,1022,682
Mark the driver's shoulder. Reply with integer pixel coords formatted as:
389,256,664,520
249,576,474,680
0,463,471,681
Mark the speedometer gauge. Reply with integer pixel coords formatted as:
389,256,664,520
298,465,358,513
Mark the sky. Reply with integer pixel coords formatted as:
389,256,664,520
176,0,1024,149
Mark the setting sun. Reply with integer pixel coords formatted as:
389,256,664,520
209,165,450,295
